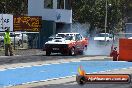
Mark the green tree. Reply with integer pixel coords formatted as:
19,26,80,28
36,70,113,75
72,0,131,32
0,0,28,15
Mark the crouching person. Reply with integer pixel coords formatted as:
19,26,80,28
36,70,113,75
4,28,13,56
111,47,119,61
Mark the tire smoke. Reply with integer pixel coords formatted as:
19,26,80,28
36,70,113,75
58,22,113,56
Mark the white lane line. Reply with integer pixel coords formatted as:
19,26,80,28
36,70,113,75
106,70,111,72
0,61,131,71
0,60,128,71
5,75,76,88
129,67,132,69
0,61,81,71
113,69,120,71
92,72,98,74
122,68,128,70
5,67,132,88
99,71,107,73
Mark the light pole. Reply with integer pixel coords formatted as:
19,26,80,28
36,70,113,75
105,0,112,44
104,0,108,43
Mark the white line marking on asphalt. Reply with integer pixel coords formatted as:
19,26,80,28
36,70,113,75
129,67,132,69
0,66,33,71
100,71,106,73
0,61,81,71
113,69,119,71
5,66,132,88
92,72,98,73
0,60,131,72
106,70,111,72
122,68,127,69
5,75,77,88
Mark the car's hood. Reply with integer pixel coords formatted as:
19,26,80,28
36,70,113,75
45,39,74,44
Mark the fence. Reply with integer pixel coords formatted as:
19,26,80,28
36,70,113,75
0,32,42,56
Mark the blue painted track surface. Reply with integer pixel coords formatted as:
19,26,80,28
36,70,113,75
0,61,132,86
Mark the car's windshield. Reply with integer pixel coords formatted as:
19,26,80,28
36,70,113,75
65,35,74,40
56,34,66,38
56,34,75,40
54,37,62,40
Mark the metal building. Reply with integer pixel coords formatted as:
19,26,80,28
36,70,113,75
28,0,72,48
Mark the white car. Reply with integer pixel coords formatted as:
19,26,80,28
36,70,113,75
13,33,28,42
10,33,22,44
128,37,132,39
0,35,4,47
44,33,88,56
0,33,21,46
94,33,114,42
0,33,28,46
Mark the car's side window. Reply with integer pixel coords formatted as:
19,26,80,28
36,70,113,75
72,35,75,40
75,35,78,41
75,34,81,41
79,34,82,40
109,34,112,38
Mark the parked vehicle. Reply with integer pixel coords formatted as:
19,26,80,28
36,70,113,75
94,33,114,42
14,33,28,43
128,37,132,39
0,33,28,46
0,35,4,47
44,33,88,56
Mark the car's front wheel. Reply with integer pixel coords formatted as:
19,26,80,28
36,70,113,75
69,47,76,56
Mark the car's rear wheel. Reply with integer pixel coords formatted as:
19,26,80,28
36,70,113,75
46,51,51,56
85,45,87,50
69,47,76,56
80,50,84,55
80,45,87,55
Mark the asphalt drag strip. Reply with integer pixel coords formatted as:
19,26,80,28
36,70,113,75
11,68,132,88
0,55,111,65
0,61,132,87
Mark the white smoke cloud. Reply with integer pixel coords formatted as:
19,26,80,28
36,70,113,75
72,23,114,56
56,22,114,56
71,22,90,37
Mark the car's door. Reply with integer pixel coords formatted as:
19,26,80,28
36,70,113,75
78,34,86,50
75,34,82,51
80,34,88,49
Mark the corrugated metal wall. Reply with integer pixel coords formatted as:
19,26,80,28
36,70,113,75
38,20,55,49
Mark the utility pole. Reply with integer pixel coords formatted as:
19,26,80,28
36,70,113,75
105,0,108,43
